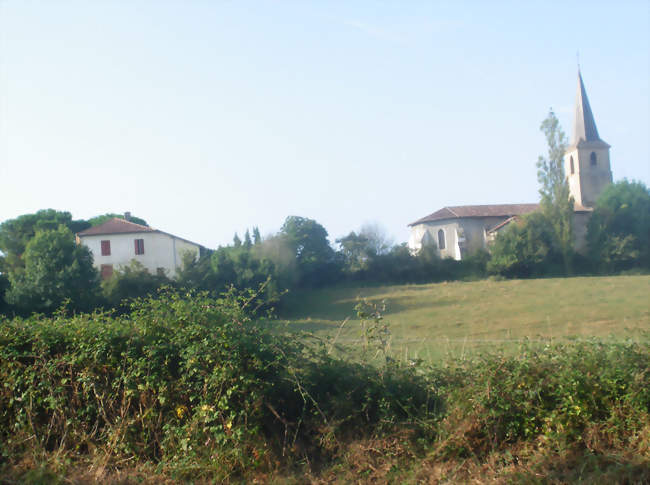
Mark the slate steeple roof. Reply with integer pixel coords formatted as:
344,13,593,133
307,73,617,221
571,70,608,147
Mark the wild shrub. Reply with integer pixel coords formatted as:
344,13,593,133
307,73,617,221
435,340,650,457
0,289,438,480
1,292,647,482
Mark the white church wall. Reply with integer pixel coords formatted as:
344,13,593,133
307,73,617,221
409,216,510,260
408,221,461,259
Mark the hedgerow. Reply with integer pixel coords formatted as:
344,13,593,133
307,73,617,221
0,290,438,481
0,291,648,483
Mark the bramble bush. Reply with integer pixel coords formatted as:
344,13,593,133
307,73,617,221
0,290,648,482
436,341,650,457
0,289,438,480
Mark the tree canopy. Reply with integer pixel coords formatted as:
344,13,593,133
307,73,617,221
0,209,90,273
88,213,148,227
536,110,574,273
587,180,650,272
5,225,100,314
280,216,338,286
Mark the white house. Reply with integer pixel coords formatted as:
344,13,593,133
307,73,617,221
76,217,202,279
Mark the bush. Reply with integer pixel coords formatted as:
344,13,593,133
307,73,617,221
587,180,650,272
437,341,650,457
5,225,100,315
101,260,174,310
0,289,437,480
1,292,647,482
487,211,564,278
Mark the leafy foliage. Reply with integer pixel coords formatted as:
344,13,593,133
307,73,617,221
337,231,374,273
101,260,174,309
536,110,574,273
87,213,148,227
5,225,100,314
487,212,563,277
0,292,647,482
0,209,90,273
439,340,649,457
0,271,8,315
587,180,650,272
176,241,287,309
0,290,438,480
280,216,339,287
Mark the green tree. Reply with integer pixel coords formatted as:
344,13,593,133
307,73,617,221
337,223,394,275
5,225,100,314
243,229,253,248
176,250,216,291
487,212,562,278
88,213,148,227
233,233,242,247
536,110,574,274
280,216,337,286
0,209,90,273
587,180,650,272
359,222,393,256
0,264,9,314
102,260,173,309
337,231,373,273
252,226,262,245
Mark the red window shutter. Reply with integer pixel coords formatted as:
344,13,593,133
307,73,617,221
134,239,145,255
101,240,111,256
100,264,113,279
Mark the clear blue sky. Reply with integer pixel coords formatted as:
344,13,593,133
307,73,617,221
1,1,648,248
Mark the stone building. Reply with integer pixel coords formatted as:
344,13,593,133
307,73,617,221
565,71,613,250
408,71,611,259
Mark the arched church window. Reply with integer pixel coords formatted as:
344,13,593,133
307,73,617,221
437,229,446,250
570,156,574,174
590,152,597,166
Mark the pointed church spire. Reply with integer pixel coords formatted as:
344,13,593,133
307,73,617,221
571,70,601,146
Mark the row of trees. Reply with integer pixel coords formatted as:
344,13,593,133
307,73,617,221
1,112,648,316
0,207,490,316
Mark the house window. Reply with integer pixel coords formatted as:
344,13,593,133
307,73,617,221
590,152,597,166
101,240,111,256
570,156,574,174
437,229,446,250
134,239,145,255
100,264,113,280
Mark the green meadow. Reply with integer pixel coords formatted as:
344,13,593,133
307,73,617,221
276,274,650,361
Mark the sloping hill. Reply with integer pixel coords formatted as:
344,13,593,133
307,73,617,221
277,275,650,361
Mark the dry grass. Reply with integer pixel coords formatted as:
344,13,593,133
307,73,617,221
277,275,650,361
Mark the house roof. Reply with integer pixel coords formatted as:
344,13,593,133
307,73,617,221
77,218,203,248
77,218,155,236
486,216,519,234
409,203,540,226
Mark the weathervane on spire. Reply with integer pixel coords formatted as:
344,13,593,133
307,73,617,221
576,50,580,71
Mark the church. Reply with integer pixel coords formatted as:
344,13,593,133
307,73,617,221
407,71,612,260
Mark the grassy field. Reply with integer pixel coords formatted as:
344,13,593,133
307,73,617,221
275,274,650,361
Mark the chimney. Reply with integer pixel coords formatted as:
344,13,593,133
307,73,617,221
124,212,131,221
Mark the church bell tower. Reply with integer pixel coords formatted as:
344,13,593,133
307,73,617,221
564,71,612,208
